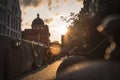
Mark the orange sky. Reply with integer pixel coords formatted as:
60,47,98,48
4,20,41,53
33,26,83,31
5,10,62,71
19,0,83,43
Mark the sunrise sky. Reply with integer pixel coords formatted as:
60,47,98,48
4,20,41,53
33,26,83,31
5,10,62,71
19,0,83,43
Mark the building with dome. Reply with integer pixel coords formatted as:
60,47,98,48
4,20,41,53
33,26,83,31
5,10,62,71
22,14,50,46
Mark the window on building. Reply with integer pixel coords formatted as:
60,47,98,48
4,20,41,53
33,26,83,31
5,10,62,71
3,26,6,35
15,20,18,30
15,33,16,37
19,22,21,31
7,29,9,36
15,7,18,14
11,17,13,28
0,25,2,34
12,5,14,12
13,19,15,29
11,31,13,37
19,34,21,38
15,20,16,30
16,33,17,38
7,15,10,26
13,32,15,37
3,11,5,23
0,8,2,22
16,21,18,31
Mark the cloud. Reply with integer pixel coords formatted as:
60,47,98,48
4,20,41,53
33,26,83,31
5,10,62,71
47,0,60,10
56,0,60,8
25,22,30,26
19,0,43,7
44,18,53,24
77,0,83,2
54,13,61,18
76,0,84,6
20,0,76,11
20,0,83,10
47,0,67,11
64,0,68,3
77,0,83,4
48,0,52,10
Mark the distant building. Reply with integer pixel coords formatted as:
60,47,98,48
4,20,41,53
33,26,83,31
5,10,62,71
0,0,21,39
22,14,50,47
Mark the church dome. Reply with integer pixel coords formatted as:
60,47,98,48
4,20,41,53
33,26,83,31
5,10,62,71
32,14,44,29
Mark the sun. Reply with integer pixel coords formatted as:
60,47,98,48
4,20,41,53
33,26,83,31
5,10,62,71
59,26,68,35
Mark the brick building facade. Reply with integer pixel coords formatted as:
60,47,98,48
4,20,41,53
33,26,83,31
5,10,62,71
22,14,50,47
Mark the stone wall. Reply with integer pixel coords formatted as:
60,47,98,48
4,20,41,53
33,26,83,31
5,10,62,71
0,35,47,80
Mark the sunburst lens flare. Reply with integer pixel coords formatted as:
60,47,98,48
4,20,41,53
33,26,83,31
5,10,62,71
50,44,62,55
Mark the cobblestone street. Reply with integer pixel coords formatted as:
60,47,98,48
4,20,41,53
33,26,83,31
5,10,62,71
19,60,63,80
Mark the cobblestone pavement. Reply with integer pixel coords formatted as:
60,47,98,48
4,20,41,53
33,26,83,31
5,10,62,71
20,60,63,80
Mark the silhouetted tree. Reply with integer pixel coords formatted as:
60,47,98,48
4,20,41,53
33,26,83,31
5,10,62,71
63,0,112,56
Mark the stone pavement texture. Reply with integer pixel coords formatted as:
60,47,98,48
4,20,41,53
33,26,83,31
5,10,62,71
19,60,62,80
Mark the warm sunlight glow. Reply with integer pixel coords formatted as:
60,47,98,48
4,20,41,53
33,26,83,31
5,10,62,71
20,0,83,42
59,26,68,35
50,44,62,55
